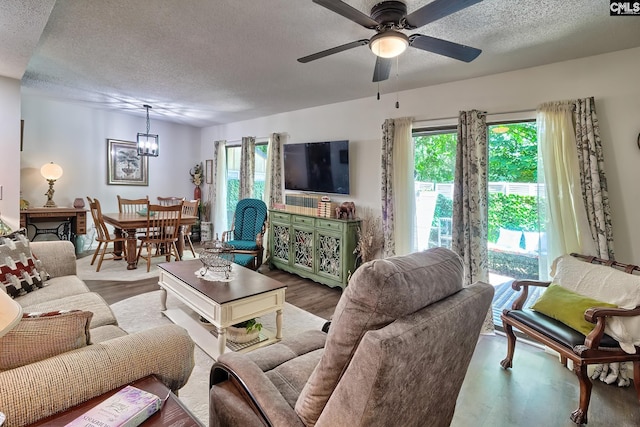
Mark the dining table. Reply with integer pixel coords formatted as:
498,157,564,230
102,212,198,270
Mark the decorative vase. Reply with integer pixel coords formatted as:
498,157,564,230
194,186,201,201
73,198,85,209
200,221,213,242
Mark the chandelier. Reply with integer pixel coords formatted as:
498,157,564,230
137,104,159,157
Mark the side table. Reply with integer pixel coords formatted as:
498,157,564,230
26,375,203,426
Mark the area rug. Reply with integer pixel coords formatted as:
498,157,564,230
110,290,326,424
77,249,199,281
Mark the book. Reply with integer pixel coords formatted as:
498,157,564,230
64,385,161,427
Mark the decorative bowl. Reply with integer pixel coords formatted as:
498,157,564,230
199,240,235,279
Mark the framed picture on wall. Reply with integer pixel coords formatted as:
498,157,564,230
107,139,149,185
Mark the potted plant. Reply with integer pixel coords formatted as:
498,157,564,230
227,318,263,343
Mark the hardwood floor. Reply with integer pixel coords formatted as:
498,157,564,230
84,258,640,425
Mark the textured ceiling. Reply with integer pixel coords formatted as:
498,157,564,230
6,0,640,127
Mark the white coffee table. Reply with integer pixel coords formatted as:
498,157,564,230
158,259,286,359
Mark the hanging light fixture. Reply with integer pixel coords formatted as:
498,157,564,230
370,30,409,59
137,104,159,157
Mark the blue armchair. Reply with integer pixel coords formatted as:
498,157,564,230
222,198,268,270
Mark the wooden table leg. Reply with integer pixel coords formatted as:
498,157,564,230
276,308,283,339
124,228,138,270
114,228,124,258
217,326,227,356
176,227,185,259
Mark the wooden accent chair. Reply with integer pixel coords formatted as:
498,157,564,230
157,196,185,206
136,203,183,272
501,253,640,425
209,248,494,427
222,198,268,270
181,199,199,257
86,196,127,272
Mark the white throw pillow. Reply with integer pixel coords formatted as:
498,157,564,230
551,254,640,354
496,228,523,250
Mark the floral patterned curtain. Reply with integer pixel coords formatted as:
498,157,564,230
381,119,395,257
239,136,255,199
453,110,492,334
262,132,284,265
574,97,615,260
264,133,283,208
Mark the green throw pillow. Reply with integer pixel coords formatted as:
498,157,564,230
531,283,617,336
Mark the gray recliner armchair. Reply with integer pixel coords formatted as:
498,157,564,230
209,247,494,427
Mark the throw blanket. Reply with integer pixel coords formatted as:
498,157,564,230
551,255,640,354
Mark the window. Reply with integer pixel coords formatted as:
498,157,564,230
225,143,268,225
413,128,457,252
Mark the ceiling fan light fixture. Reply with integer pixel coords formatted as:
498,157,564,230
370,31,409,58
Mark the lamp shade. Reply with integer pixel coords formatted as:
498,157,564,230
40,162,63,180
370,31,409,58
0,290,22,338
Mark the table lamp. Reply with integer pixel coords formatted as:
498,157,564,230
41,162,63,208
0,289,22,338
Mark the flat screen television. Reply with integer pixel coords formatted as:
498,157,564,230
283,140,350,195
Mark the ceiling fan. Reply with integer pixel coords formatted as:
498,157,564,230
298,0,484,83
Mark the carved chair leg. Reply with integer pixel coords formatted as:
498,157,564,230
570,363,591,425
500,322,516,369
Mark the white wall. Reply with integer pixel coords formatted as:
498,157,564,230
201,47,640,264
0,76,21,229
20,94,202,215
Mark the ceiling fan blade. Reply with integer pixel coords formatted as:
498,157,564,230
312,0,379,29
297,39,369,63
409,34,481,62
373,57,392,82
404,0,483,29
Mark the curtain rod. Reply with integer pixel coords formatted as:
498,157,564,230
225,136,271,145
413,108,536,124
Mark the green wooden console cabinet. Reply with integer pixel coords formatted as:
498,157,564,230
269,210,360,289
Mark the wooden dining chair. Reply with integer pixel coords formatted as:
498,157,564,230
86,196,127,272
117,195,149,237
117,195,149,213
136,203,183,272
157,196,185,206
181,199,199,257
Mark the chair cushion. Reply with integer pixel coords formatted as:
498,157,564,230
551,254,640,353
232,254,256,267
531,283,617,335
0,310,92,371
0,229,49,297
295,247,463,426
22,292,117,329
227,240,259,251
233,199,267,241
506,309,620,349
15,275,89,307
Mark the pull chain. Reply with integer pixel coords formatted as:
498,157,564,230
395,56,400,109
377,80,380,100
